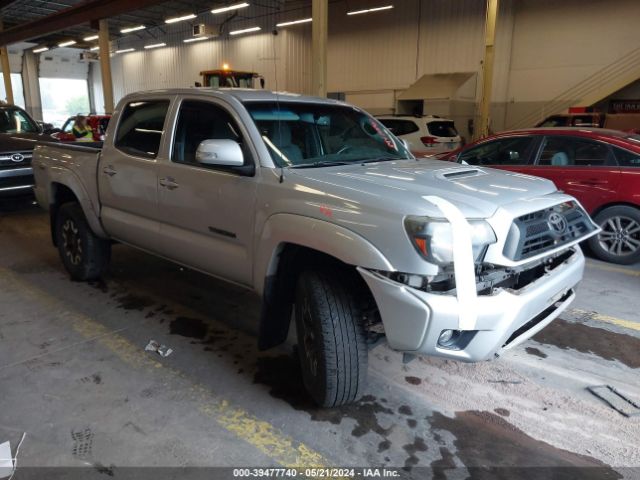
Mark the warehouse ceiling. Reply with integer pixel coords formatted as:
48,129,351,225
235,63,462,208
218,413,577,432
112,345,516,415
0,0,312,49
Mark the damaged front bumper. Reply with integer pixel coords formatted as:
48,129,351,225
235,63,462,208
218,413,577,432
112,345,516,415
357,247,584,362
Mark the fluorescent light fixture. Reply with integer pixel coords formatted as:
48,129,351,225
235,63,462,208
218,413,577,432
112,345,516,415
120,25,146,33
115,48,135,53
58,40,77,47
144,42,166,49
347,5,394,15
211,2,249,14
276,18,312,27
165,13,197,24
183,36,209,43
90,46,100,51
229,26,261,35
83,34,99,41
33,47,49,53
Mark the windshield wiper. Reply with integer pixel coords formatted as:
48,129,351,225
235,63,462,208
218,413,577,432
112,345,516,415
288,161,351,169
360,157,405,165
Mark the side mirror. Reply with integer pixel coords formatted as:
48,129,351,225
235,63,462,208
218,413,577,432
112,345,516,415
195,139,244,167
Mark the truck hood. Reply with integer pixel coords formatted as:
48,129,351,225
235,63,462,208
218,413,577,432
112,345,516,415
0,132,50,152
288,159,558,219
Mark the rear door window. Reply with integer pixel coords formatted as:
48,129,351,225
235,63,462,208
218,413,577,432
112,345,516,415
537,136,615,166
458,136,535,166
427,121,458,138
115,100,170,159
378,119,419,136
613,147,640,167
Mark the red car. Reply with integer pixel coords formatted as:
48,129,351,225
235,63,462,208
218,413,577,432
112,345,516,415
51,115,111,142
443,128,640,264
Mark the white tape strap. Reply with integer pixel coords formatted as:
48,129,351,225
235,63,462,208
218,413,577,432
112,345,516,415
423,195,478,330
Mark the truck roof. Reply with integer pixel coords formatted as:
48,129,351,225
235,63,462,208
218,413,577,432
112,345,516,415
119,88,345,106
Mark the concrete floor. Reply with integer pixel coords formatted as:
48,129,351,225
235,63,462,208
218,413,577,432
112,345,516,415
0,198,639,479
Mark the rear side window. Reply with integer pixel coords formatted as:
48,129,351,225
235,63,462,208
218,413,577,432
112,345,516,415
458,137,534,166
427,121,458,138
115,100,170,159
378,119,419,136
613,147,640,167
538,137,614,166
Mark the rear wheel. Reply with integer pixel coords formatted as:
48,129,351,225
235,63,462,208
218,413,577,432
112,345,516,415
294,268,368,407
56,203,111,280
588,206,640,265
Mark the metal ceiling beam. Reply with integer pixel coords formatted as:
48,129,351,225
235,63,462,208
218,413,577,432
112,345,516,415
0,0,169,46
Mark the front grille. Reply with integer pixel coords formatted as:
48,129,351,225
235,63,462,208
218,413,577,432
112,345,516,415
0,173,34,192
503,202,597,261
0,151,32,168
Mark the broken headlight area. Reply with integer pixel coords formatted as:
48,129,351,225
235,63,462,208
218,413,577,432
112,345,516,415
374,247,577,295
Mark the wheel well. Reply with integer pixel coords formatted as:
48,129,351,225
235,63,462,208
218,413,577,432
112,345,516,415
258,243,378,350
50,183,79,246
590,202,640,219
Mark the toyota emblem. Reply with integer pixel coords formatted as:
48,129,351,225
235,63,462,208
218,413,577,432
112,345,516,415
10,153,24,163
547,212,568,235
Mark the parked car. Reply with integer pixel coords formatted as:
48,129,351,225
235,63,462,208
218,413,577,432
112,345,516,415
0,104,56,197
33,90,598,406
377,115,462,155
51,114,111,142
443,127,640,264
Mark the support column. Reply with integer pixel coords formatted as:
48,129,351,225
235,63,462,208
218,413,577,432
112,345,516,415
98,19,114,114
22,50,43,120
311,0,328,97
0,20,14,105
477,0,499,140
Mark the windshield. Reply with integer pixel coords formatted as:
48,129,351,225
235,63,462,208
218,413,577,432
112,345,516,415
0,108,38,134
245,101,412,167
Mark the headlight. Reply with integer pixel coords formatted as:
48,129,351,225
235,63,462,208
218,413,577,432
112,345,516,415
404,216,497,266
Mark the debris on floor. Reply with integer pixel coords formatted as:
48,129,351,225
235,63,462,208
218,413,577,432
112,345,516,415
144,340,173,357
587,385,640,417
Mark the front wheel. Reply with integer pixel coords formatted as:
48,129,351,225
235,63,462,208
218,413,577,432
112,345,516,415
55,203,111,280
588,206,640,265
294,269,368,407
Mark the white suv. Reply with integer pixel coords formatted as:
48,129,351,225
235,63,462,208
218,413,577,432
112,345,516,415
378,115,462,155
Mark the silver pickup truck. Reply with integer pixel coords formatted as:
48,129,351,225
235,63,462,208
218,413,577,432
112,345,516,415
33,89,599,406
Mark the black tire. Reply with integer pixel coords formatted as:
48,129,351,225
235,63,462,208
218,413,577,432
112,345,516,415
55,202,111,280
588,206,640,265
294,268,368,407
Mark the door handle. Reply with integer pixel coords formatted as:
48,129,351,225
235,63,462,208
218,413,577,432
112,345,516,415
102,165,117,177
159,177,179,190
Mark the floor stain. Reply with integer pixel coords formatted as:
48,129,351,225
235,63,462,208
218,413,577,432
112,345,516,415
115,293,155,311
534,319,640,368
430,446,456,480
402,436,428,467
169,317,208,340
399,405,413,416
405,376,422,385
525,347,548,359
494,408,510,417
429,411,622,479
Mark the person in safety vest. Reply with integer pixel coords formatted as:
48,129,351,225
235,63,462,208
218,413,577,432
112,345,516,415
72,116,93,142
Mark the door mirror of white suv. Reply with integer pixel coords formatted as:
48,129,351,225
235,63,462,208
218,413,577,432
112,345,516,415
196,139,244,167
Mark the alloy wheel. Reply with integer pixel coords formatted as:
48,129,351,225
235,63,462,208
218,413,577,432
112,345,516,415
597,215,640,258
61,219,83,266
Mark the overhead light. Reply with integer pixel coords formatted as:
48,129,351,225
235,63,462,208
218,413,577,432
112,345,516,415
211,2,249,14
347,5,394,15
229,26,260,36
120,25,146,33
58,40,77,47
165,13,197,24
83,34,99,41
144,42,166,49
115,48,135,53
276,18,312,27
33,47,49,53
90,46,100,51
183,36,209,43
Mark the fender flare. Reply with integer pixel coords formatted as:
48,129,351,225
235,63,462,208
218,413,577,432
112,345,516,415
254,213,394,295
49,171,108,240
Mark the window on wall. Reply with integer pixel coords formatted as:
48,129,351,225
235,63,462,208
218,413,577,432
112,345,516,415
39,77,90,128
0,73,26,109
